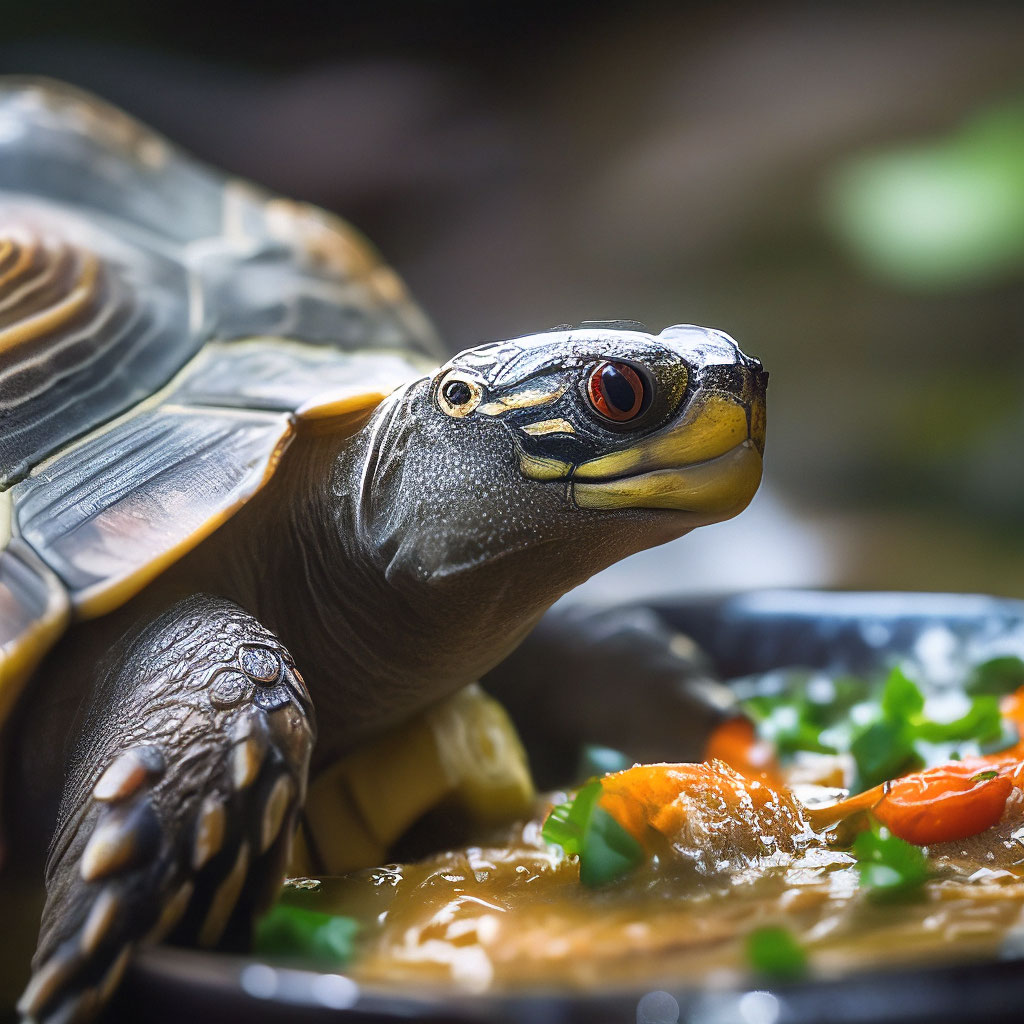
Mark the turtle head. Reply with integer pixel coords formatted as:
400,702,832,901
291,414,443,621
439,321,767,521
358,322,766,606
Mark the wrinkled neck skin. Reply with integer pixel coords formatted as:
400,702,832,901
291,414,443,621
243,381,690,769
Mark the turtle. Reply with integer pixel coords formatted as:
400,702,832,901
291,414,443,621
0,78,768,1022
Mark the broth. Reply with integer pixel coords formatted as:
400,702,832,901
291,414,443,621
277,797,1024,993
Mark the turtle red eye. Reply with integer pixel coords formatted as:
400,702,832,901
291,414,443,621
586,361,647,422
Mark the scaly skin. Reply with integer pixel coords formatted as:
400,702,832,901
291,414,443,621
14,323,767,1022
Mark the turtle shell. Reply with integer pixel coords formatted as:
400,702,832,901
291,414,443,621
0,77,442,720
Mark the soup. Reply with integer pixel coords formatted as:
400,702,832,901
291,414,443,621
256,653,1024,994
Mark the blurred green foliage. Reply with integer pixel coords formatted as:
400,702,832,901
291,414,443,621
826,101,1024,288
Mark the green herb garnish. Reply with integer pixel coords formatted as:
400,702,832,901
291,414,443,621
542,779,645,886
254,904,359,965
852,825,931,902
914,695,1002,743
744,925,808,979
971,769,1000,782
967,656,1024,696
743,663,1010,794
846,667,927,789
880,665,926,719
741,673,862,757
851,668,1004,790
850,717,920,792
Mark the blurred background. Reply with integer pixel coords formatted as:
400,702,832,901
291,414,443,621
3,0,1022,601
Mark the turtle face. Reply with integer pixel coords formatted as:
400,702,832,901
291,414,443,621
356,322,766,592
340,321,766,696
430,323,766,526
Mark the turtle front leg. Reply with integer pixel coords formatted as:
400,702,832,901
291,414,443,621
19,595,315,1024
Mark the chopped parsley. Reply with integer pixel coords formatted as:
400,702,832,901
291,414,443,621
542,779,645,886
741,663,1009,794
741,673,862,757
852,825,931,902
745,925,808,978
254,905,359,966
967,656,1024,696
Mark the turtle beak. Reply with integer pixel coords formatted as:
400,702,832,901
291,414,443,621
570,363,767,518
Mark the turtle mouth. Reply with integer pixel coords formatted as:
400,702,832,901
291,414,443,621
570,439,763,517
518,386,766,518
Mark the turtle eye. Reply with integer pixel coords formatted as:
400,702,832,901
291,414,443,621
586,361,647,423
437,371,482,418
443,380,472,405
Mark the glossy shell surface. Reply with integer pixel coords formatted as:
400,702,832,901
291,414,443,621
0,77,441,717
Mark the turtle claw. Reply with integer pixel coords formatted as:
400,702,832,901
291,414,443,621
17,923,132,1024
20,595,315,1023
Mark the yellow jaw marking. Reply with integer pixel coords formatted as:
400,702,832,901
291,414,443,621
573,440,762,514
573,392,749,480
519,451,571,480
478,384,566,416
521,418,576,437
516,385,766,512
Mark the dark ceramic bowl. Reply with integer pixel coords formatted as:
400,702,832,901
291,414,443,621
114,590,1024,1024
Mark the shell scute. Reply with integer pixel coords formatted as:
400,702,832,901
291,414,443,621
0,76,441,706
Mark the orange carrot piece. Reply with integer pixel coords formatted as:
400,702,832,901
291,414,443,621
873,761,1013,845
597,763,712,846
597,760,798,851
1001,685,1024,736
703,716,784,786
